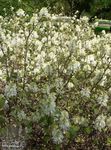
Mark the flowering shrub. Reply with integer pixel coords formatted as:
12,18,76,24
0,7,111,149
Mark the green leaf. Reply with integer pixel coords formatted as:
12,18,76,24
84,127,92,134
107,137,111,146
0,94,5,109
55,144,61,150
0,115,5,125
69,125,80,139
0,126,7,134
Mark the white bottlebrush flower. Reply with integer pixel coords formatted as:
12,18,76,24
1,32,6,41
11,38,17,47
97,94,108,107
39,7,50,17
85,40,92,50
10,55,16,61
33,67,41,74
101,30,106,35
67,82,74,89
5,83,17,98
41,37,47,43
27,83,38,93
0,16,3,20
74,61,80,71
75,25,81,32
77,40,82,50
55,78,64,92
17,110,26,121
105,69,110,75
83,64,91,71
85,54,96,66
60,23,69,30
68,61,80,72
35,40,43,51
41,51,46,58
42,95,56,115
51,15,57,20
80,88,90,98
94,114,106,131
81,16,89,22
52,127,63,144
16,9,25,17
108,88,111,95
30,14,38,24
104,44,111,56
94,22,99,27
32,31,39,39
49,52,56,60
59,110,70,131
100,76,107,86
0,50,3,57
47,99,56,115
11,36,23,47
73,116,87,125
51,36,59,45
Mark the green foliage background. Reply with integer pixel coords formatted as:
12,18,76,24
0,0,111,19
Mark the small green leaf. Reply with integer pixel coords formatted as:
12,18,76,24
69,125,80,139
0,94,5,109
84,127,92,134
0,126,7,134
107,137,111,146
55,144,61,150
0,115,5,125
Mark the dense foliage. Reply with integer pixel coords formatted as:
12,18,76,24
1,0,111,19
0,8,111,149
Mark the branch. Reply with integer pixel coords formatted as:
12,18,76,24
90,60,111,93
23,24,35,90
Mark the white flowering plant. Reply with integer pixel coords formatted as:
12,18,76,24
0,8,111,149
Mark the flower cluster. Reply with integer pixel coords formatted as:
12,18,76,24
94,114,106,131
4,83,17,98
52,127,64,144
97,93,108,107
